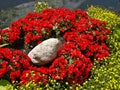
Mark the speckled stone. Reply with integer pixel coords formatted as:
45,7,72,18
28,38,63,66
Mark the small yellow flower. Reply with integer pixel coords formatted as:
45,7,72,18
65,82,69,85
26,73,29,77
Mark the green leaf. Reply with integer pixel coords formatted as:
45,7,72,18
0,80,10,86
0,59,2,63
0,80,11,90
0,43,9,47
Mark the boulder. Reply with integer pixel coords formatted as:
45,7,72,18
28,38,63,66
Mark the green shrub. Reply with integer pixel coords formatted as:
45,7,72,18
0,79,13,90
34,1,51,13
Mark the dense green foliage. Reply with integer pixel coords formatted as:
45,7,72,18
0,79,12,90
34,1,51,13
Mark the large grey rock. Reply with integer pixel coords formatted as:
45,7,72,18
28,38,63,66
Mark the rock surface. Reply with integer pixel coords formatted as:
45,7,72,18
28,38,63,66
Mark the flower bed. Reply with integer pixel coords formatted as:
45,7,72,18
0,2,119,90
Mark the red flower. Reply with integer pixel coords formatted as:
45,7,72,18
0,61,10,78
10,70,21,82
67,59,92,84
20,69,48,85
49,57,67,80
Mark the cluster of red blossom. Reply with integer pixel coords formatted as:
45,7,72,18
0,27,20,44
0,8,110,85
0,48,31,82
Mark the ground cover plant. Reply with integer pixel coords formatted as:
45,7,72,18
0,2,120,90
